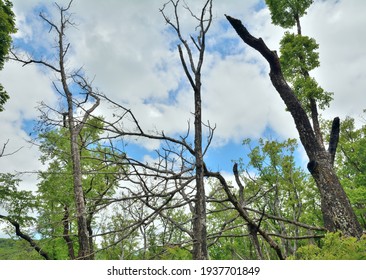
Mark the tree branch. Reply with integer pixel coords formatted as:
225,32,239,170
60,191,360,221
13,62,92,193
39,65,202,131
225,15,320,160
0,215,51,260
328,117,340,166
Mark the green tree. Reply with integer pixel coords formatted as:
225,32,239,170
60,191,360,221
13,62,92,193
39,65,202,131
265,0,312,32
206,182,254,259
0,0,16,111
205,138,324,259
0,173,50,259
239,138,322,257
37,117,124,259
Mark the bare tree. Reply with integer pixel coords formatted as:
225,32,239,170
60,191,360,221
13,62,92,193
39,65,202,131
10,1,101,258
160,0,213,259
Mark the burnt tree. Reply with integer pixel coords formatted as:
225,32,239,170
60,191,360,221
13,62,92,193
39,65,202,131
225,15,362,238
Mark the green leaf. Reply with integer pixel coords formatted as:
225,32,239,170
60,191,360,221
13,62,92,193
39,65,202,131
265,0,313,29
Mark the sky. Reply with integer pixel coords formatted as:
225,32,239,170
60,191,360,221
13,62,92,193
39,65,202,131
1,0,366,195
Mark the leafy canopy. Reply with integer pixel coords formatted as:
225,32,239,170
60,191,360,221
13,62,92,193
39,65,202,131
265,0,313,29
0,0,17,111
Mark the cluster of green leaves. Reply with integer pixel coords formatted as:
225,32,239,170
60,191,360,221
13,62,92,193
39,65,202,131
202,138,322,260
267,0,333,114
243,138,320,222
0,173,37,226
279,32,333,111
98,206,192,260
241,138,322,256
290,232,366,260
0,0,17,111
265,0,313,29
206,182,253,260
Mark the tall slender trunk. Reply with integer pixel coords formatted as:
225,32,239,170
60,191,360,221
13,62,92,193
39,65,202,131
192,80,208,260
58,6,91,259
68,119,92,259
161,0,213,259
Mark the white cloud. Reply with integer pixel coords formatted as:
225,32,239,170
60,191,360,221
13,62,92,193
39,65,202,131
1,0,366,184
301,0,366,121
0,60,57,190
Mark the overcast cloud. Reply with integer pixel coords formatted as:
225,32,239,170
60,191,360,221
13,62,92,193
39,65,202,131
1,0,365,192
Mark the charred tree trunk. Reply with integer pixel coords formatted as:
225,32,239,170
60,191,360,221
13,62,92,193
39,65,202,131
226,15,362,238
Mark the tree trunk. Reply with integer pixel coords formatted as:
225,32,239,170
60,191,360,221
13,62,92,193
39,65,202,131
69,129,92,259
62,206,75,259
160,0,213,259
225,15,363,238
192,83,208,260
58,22,91,261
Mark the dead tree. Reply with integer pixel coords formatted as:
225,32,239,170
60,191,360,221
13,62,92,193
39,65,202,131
10,1,100,259
225,15,362,238
160,0,213,259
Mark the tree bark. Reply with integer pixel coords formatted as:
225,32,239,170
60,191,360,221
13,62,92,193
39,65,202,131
225,15,363,238
62,206,75,259
55,2,95,259
192,80,208,259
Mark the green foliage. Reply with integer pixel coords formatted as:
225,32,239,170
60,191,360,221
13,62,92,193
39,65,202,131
266,0,333,114
291,232,366,260
292,76,333,111
265,0,313,29
206,182,253,259
160,246,192,260
243,138,321,221
280,33,319,78
0,238,43,260
279,33,333,112
239,138,322,256
280,32,333,113
0,173,37,225
0,0,17,111
35,117,125,259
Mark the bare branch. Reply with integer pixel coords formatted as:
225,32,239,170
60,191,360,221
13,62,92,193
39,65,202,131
0,140,23,158
9,50,61,73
